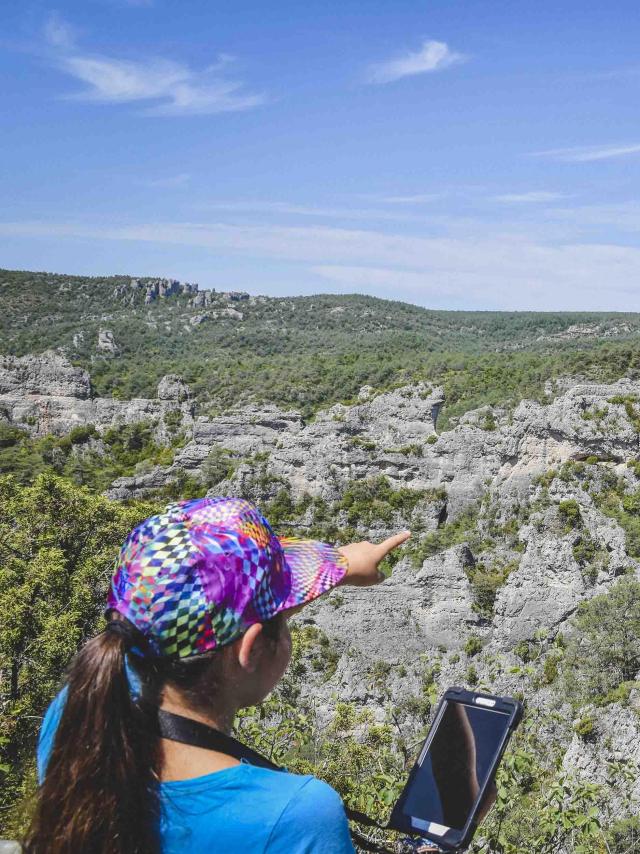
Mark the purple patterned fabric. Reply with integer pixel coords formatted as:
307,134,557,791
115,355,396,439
107,496,348,657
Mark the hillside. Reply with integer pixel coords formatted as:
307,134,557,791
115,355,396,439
1,270,640,851
1,351,640,850
3,268,640,425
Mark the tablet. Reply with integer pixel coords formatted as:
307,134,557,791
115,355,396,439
388,687,523,852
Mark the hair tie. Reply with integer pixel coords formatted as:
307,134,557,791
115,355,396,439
105,619,143,653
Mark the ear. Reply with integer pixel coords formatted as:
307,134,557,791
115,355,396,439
236,623,264,672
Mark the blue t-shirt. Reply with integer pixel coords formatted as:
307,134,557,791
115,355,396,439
38,689,355,854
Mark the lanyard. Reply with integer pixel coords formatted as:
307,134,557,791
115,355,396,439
156,708,398,853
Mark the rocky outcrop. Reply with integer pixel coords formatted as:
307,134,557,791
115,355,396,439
306,545,480,661
103,376,640,515
111,278,199,306
97,329,119,354
0,352,91,398
157,374,191,403
3,354,640,655
0,352,193,438
562,697,640,805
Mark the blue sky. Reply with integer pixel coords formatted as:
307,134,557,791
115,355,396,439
2,1,640,310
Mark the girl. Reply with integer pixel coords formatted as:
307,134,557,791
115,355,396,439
27,496,410,853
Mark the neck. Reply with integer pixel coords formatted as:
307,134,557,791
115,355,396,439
160,689,237,735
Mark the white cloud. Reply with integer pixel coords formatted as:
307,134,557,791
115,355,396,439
530,143,640,162
3,217,640,310
44,16,265,116
365,40,465,85
43,12,77,50
494,191,567,203
546,201,640,232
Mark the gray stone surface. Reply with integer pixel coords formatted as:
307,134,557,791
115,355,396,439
562,696,640,807
97,328,119,354
0,352,193,438
306,545,480,661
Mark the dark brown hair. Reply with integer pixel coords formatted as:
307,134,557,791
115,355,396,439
25,615,283,854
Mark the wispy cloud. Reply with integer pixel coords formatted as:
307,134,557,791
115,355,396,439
530,143,640,162
199,200,423,222
494,191,567,203
43,12,77,50
142,173,191,189
43,14,265,116
3,217,640,310
546,201,640,233
379,194,442,204
365,40,466,85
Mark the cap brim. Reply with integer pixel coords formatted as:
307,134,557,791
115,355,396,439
277,537,348,612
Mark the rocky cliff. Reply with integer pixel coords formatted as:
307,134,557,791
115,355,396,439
1,351,639,832
0,352,194,442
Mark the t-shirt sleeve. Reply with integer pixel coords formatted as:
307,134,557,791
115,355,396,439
266,777,355,854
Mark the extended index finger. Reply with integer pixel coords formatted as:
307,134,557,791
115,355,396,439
375,530,411,559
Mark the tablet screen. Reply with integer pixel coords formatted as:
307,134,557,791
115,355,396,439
402,701,509,831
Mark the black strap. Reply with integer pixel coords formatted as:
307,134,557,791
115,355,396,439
156,709,395,853
157,709,279,770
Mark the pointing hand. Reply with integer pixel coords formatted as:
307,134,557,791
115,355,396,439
337,531,411,587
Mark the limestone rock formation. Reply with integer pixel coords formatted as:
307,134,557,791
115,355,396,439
157,374,191,402
0,352,90,398
97,329,119,354
0,352,193,438
306,545,480,662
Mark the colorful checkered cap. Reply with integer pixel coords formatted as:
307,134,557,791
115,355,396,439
106,496,348,658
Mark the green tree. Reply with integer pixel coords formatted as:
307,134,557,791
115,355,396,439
563,577,640,705
0,473,157,833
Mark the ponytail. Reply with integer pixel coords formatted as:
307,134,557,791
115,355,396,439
25,623,161,854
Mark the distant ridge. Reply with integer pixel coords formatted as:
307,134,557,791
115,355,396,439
2,267,640,424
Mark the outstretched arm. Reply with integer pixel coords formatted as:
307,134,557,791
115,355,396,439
337,531,411,586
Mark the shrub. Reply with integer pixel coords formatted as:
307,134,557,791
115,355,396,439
370,660,392,684
465,665,478,686
467,558,516,617
573,715,596,741
464,635,482,657
622,489,640,514
572,534,597,565
563,577,640,706
514,640,533,663
411,505,480,565
571,534,606,584
541,655,560,685
163,408,183,431
594,680,636,707
0,424,27,449
200,446,236,488
338,475,427,527
535,469,557,488
0,474,157,831
606,816,640,852
67,424,97,445
401,694,431,721
558,499,582,531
